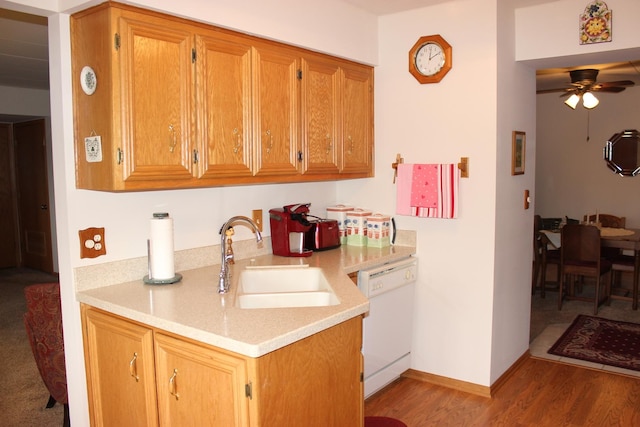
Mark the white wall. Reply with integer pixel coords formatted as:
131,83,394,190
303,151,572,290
44,1,378,425
7,0,640,423
516,0,640,66
492,0,537,384
0,85,50,116
339,0,504,386
536,86,640,224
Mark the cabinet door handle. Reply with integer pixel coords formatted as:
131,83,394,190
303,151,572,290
169,368,180,400
129,352,139,382
233,128,241,154
168,124,178,153
265,129,273,154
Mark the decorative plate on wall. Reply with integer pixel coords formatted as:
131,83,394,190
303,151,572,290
80,65,97,95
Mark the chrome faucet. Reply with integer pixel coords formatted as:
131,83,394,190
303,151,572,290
218,216,262,293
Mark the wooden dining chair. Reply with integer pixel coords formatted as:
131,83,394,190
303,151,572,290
539,232,560,298
532,215,560,297
559,224,612,315
582,213,626,228
583,213,627,260
609,253,637,307
532,215,543,294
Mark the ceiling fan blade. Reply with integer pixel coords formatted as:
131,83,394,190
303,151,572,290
597,80,635,88
594,86,628,93
536,87,574,94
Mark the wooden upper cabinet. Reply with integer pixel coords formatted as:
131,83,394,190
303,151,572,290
301,55,341,175
195,31,253,181
252,42,301,178
341,62,374,175
71,3,373,191
72,4,196,191
118,12,196,184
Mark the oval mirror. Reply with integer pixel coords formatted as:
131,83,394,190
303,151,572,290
604,129,640,176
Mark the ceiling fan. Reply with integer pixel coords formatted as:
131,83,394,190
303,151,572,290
537,68,635,95
536,68,635,109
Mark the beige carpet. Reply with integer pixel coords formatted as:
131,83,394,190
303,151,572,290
0,267,65,427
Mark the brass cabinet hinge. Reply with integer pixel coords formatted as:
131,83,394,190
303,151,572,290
192,48,196,63
360,372,364,382
245,382,253,399
114,33,120,50
297,69,302,80
117,148,123,165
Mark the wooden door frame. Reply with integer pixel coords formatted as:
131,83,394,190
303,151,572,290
0,123,20,268
9,118,55,273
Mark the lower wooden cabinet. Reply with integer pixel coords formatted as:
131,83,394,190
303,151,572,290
81,305,363,426
82,306,158,427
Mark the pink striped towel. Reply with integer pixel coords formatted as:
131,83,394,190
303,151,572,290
395,163,459,219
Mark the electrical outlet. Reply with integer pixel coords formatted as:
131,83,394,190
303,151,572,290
252,209,263,232
79,227,106,259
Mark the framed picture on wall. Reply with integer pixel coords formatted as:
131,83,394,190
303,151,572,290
512,131,526,175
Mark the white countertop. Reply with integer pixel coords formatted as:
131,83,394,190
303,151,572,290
77,244,416,358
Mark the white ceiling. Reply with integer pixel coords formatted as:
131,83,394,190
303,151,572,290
0,2,638,105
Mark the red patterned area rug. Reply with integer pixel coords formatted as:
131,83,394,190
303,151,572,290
548,314,640,371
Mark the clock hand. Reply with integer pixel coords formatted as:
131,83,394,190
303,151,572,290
429,51,441,60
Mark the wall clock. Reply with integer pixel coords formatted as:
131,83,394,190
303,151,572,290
408,34,452,84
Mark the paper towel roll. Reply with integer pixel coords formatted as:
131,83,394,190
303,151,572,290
149,212,175,280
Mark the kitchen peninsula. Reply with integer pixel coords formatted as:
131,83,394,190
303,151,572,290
76,239,416,426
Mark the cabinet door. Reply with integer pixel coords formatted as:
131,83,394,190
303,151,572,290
341,63,373,175
154,333,251,427
301,55,340,175
118,12,196,184
82,307,158,427
253,42,301,177
195,31,253,181
255,316,363,426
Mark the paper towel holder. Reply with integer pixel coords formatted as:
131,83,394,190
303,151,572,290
144,237,182,284
144,213,183,285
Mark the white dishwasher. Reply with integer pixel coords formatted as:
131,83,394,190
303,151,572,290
358,256,417,398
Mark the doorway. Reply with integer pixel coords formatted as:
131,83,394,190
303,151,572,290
0,119,54,273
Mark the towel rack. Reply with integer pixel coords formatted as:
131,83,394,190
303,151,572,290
458,157,469,178
391,153,404,183
391,154,469,181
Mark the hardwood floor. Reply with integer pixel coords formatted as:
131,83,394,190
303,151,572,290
364,357,640,426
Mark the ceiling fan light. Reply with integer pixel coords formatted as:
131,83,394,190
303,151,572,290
582,91,599,109
564,93,580,109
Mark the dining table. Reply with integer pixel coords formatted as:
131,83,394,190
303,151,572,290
540,227,640,310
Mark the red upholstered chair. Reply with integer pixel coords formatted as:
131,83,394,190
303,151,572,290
23,282,70,427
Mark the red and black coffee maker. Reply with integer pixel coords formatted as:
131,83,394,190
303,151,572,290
269,203,314,257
